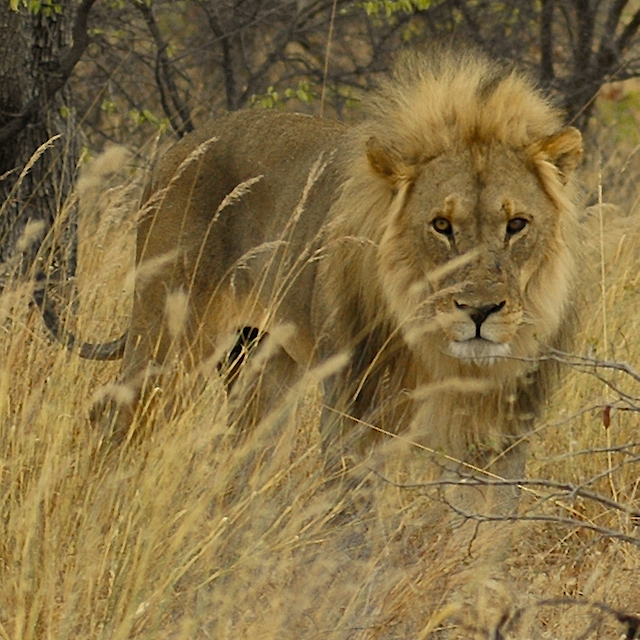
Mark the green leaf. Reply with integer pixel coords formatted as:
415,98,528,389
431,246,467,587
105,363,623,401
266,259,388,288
250,86,285,110
359,0,431,18
129,108,170,133
252,81,315,109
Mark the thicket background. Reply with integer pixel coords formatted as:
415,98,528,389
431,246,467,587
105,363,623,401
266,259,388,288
0,1,639,638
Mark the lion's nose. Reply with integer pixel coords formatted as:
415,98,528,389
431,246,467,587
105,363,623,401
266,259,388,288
455,301,506,336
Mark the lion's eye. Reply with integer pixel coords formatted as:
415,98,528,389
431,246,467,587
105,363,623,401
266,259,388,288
432,217,453,236
506,217,527,237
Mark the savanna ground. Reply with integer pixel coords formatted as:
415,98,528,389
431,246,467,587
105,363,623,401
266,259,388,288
1,101,640,639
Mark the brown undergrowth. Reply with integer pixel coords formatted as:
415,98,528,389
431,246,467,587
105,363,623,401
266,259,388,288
0,132,639,639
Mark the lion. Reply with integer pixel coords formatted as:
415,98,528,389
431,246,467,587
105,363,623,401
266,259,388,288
76,47,582,498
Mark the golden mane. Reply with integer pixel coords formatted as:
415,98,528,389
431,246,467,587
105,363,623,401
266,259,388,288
364,48,566,158
325,47,582,343
317,48,584,460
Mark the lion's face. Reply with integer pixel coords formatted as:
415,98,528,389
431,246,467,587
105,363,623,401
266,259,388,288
378,141,576,370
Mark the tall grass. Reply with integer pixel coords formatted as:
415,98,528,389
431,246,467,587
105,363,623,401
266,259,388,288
0,132,639,640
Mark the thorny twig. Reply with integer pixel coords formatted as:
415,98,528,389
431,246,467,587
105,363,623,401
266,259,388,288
370,468,640,546
493,597,640,640
445,505,640,547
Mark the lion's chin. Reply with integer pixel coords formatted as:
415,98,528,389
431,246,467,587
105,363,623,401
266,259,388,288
447,339,511,366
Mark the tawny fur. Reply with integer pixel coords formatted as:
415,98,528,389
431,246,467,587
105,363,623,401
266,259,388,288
97,47,583,480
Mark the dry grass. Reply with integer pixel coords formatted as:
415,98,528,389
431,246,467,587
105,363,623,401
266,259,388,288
0,136,639,640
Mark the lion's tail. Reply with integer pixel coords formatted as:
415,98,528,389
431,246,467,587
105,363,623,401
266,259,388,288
33,274,126,361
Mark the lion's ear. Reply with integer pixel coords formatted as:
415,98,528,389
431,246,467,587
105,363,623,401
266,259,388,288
366,136,414,189
529,127,583,185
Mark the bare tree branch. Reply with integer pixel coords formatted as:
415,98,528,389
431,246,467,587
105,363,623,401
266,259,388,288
617,7,640,54
540,0,555,83
496,598,640,640
447,506,640,546
372,470,640,520
133,0,194,137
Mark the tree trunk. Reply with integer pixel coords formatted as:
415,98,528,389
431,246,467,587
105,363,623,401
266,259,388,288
0,1,83,281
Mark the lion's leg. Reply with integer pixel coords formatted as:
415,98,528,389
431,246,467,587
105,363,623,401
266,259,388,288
426,438,529,627
221,326,263,391
319,382,365,477
216,335,302,502
440,440,527,520
226,334,301,438
320,368,410,476
90,270,190,443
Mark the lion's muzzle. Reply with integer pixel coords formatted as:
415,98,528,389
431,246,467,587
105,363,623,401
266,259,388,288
442,297,522,364
453,300,506,339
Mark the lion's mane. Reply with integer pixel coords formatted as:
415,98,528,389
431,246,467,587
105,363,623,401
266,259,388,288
318,48,582,460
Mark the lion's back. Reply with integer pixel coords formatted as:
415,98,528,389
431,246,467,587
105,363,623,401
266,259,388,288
144,111,347,255
134,110,349,363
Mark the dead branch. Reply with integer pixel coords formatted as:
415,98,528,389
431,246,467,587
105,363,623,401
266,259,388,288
496,597,640,640
133,0,194,137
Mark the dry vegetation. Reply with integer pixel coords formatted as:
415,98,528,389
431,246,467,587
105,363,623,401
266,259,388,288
0,117,639,639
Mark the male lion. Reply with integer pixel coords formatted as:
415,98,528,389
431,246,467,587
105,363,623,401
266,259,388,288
92,48,582,492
